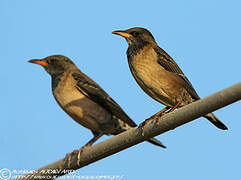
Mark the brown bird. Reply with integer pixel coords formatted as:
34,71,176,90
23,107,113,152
28,55,166,166
112,27,228,130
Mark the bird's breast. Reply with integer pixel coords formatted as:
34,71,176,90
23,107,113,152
52,72,112,131
129,46,185,106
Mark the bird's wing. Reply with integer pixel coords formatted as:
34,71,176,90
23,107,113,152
154,46,200,100
72,72,137,127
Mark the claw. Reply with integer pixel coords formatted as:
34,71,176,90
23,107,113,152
76,148,85,166
77,150,81,166
139,107,169,136
76,145,90,166
65,152,72,168
154,104,181,126
139,117,152,136
65,149,84,168
154,111,167,126
65,134,103,167
65,151,78,168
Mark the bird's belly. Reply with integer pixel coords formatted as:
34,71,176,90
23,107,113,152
53,85,112,132
130,57,184,107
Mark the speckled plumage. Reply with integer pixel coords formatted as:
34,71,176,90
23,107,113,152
28,55,166,148
113,27,227,130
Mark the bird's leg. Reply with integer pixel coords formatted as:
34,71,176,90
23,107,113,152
139,106,170,136
66,133,103,168
166,101,182,113
155,101,182,127
151,106,171,120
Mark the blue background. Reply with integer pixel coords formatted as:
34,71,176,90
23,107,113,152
1,0,241,179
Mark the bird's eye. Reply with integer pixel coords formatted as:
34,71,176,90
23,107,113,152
46,59,52,64
130,31,140,37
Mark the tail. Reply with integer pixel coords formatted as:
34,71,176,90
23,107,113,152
115,118,166,148
204,113,228,130
147,138,166,148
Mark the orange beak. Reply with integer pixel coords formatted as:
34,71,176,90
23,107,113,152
112,31,132,38
28,59,48,66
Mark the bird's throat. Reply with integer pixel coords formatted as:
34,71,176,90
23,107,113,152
127,41,149,61
51,72,65,91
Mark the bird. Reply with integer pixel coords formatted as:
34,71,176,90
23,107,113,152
112,27,228,131
28,55,166,166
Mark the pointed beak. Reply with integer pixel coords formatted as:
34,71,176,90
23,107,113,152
112,30,132,38
28,59,48,66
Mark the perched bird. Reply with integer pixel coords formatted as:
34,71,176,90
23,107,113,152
112,27,228,130
28,55,166,166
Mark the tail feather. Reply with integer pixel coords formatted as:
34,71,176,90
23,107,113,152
147,137,166,148
204,113,228,130
115,118,166,148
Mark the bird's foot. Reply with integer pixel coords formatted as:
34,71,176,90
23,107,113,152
139,112,167,136
65,150,76,168
139,107,170,136
154,112,167,126
65,145,89,168
139,117,153,136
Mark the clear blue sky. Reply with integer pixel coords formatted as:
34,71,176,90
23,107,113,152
1,0,241,179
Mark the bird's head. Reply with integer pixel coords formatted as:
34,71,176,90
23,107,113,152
28,55,75,76
112,27,156,46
